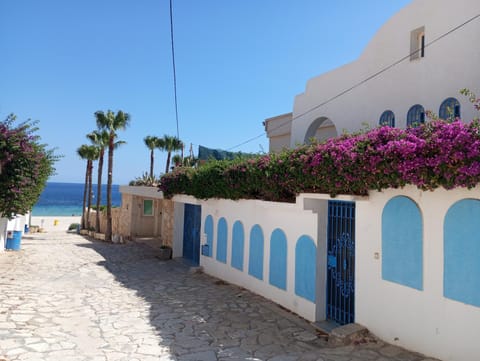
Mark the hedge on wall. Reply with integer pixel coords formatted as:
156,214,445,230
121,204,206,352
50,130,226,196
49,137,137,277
159,119,480,203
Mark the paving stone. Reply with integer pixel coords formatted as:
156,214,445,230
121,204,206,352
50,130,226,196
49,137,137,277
0,230,440,361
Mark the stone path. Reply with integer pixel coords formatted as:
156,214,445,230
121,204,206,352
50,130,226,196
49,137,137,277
0,229,439,361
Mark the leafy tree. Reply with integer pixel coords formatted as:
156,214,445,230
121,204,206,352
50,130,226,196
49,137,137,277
0,114,57,218
94,110,130,241
144,135,160,178
77,144,99,230
87,129,110,232
157,135,183,173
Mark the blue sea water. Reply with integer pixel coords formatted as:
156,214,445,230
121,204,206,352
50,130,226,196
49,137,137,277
32,182,122,216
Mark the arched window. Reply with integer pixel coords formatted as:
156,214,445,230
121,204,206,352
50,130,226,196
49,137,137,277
439,98,461,121
379,110,395,127
407,104,425,127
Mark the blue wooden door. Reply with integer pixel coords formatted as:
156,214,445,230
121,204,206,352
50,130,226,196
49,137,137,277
183,204,201,265
327,200,355,325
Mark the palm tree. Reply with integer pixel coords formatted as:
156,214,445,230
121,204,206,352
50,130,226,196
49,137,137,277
144,135,159,178
157,135,183,173
94,110,130,241
87,129,110,233
77,144,99,230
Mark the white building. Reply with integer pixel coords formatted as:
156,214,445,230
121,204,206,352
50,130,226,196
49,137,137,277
265,0,480,151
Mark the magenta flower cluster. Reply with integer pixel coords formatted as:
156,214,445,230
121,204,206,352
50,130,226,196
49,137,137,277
159,119,480,202
0,115,56,217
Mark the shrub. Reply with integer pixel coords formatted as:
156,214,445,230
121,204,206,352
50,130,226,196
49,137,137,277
159,119,480,202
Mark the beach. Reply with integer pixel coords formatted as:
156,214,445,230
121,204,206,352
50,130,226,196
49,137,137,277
31,216,81,233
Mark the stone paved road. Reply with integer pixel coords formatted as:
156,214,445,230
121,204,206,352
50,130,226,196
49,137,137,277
0,230,439,361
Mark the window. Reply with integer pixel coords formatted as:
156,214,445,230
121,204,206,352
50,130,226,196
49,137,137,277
143,199,153,216
379,110,395,127
410,26,425,61
439,98,461,120
407,104,425,127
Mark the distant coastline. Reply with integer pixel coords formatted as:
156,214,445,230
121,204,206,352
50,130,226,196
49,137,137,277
32,182,121,217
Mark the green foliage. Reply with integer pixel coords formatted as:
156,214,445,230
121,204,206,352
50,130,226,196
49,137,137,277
159,119,480,202
0,114,58,217
129,172,161,187
68,223,80,231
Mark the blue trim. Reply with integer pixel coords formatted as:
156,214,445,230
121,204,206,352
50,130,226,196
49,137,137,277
269,228,287,290
248,225,264,280
204,215,214,257
295,235,316,302
216,218,228,263
382,196,423,290
231,221,245,271
444,199,480,307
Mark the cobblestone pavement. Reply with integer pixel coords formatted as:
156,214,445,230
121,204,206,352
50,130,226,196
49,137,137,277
0,230,439,361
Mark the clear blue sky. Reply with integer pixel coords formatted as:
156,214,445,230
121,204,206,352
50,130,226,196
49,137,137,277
0,0,411,185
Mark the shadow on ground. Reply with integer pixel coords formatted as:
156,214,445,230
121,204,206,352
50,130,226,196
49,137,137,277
75,238,434,361
76,238,335,361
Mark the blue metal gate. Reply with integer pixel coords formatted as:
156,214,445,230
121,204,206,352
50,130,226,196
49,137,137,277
327,200,355,325
183,204,201,265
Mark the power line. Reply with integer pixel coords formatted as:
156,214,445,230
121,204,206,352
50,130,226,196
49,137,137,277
169,0,180,139
227,12,480,151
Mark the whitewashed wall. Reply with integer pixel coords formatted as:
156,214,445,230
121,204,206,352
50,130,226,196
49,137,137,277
356,185,480,361
174,195,321,321
174,187,480,361
290,0,480,145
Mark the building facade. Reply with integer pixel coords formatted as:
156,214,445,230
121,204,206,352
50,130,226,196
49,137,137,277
266,0,480,151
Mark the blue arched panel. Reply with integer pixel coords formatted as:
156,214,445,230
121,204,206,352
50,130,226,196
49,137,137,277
204,215,213,257
231,221,245,271
216,218,228,263
295,235,316,302
382,196,423,290
248,225,264,280
269,228,287,290
444,199,480,307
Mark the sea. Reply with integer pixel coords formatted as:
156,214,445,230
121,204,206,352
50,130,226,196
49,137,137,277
32,182,122,216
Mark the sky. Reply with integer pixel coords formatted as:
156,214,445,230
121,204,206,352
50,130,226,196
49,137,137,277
0,0,412,185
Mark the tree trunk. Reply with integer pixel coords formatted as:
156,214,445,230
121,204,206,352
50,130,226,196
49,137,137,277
106,134,114,241
81,162,88,229
95,149,104,233
150,149,154,178
165,151,171,174
86,160,93,229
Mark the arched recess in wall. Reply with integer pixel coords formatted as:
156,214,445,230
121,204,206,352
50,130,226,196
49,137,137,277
382,196,423,290
269,228,287,290
248,224,264,280
204,215,214,257
231,221,245,271
216,217,228,263
295,235,316,302
304,117,338,144
444,199,480,307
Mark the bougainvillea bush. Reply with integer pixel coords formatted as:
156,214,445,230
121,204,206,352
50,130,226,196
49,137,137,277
159,119,480,203
0,114,57,217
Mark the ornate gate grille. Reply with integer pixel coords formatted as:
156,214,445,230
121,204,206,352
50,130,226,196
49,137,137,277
327,200,355,325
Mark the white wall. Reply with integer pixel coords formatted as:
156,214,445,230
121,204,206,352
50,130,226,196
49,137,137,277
290,0,480,146
191,196,320,322
356,185,480,361
173,187,480,360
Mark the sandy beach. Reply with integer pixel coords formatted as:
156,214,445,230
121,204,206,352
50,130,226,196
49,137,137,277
31,216,81,233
